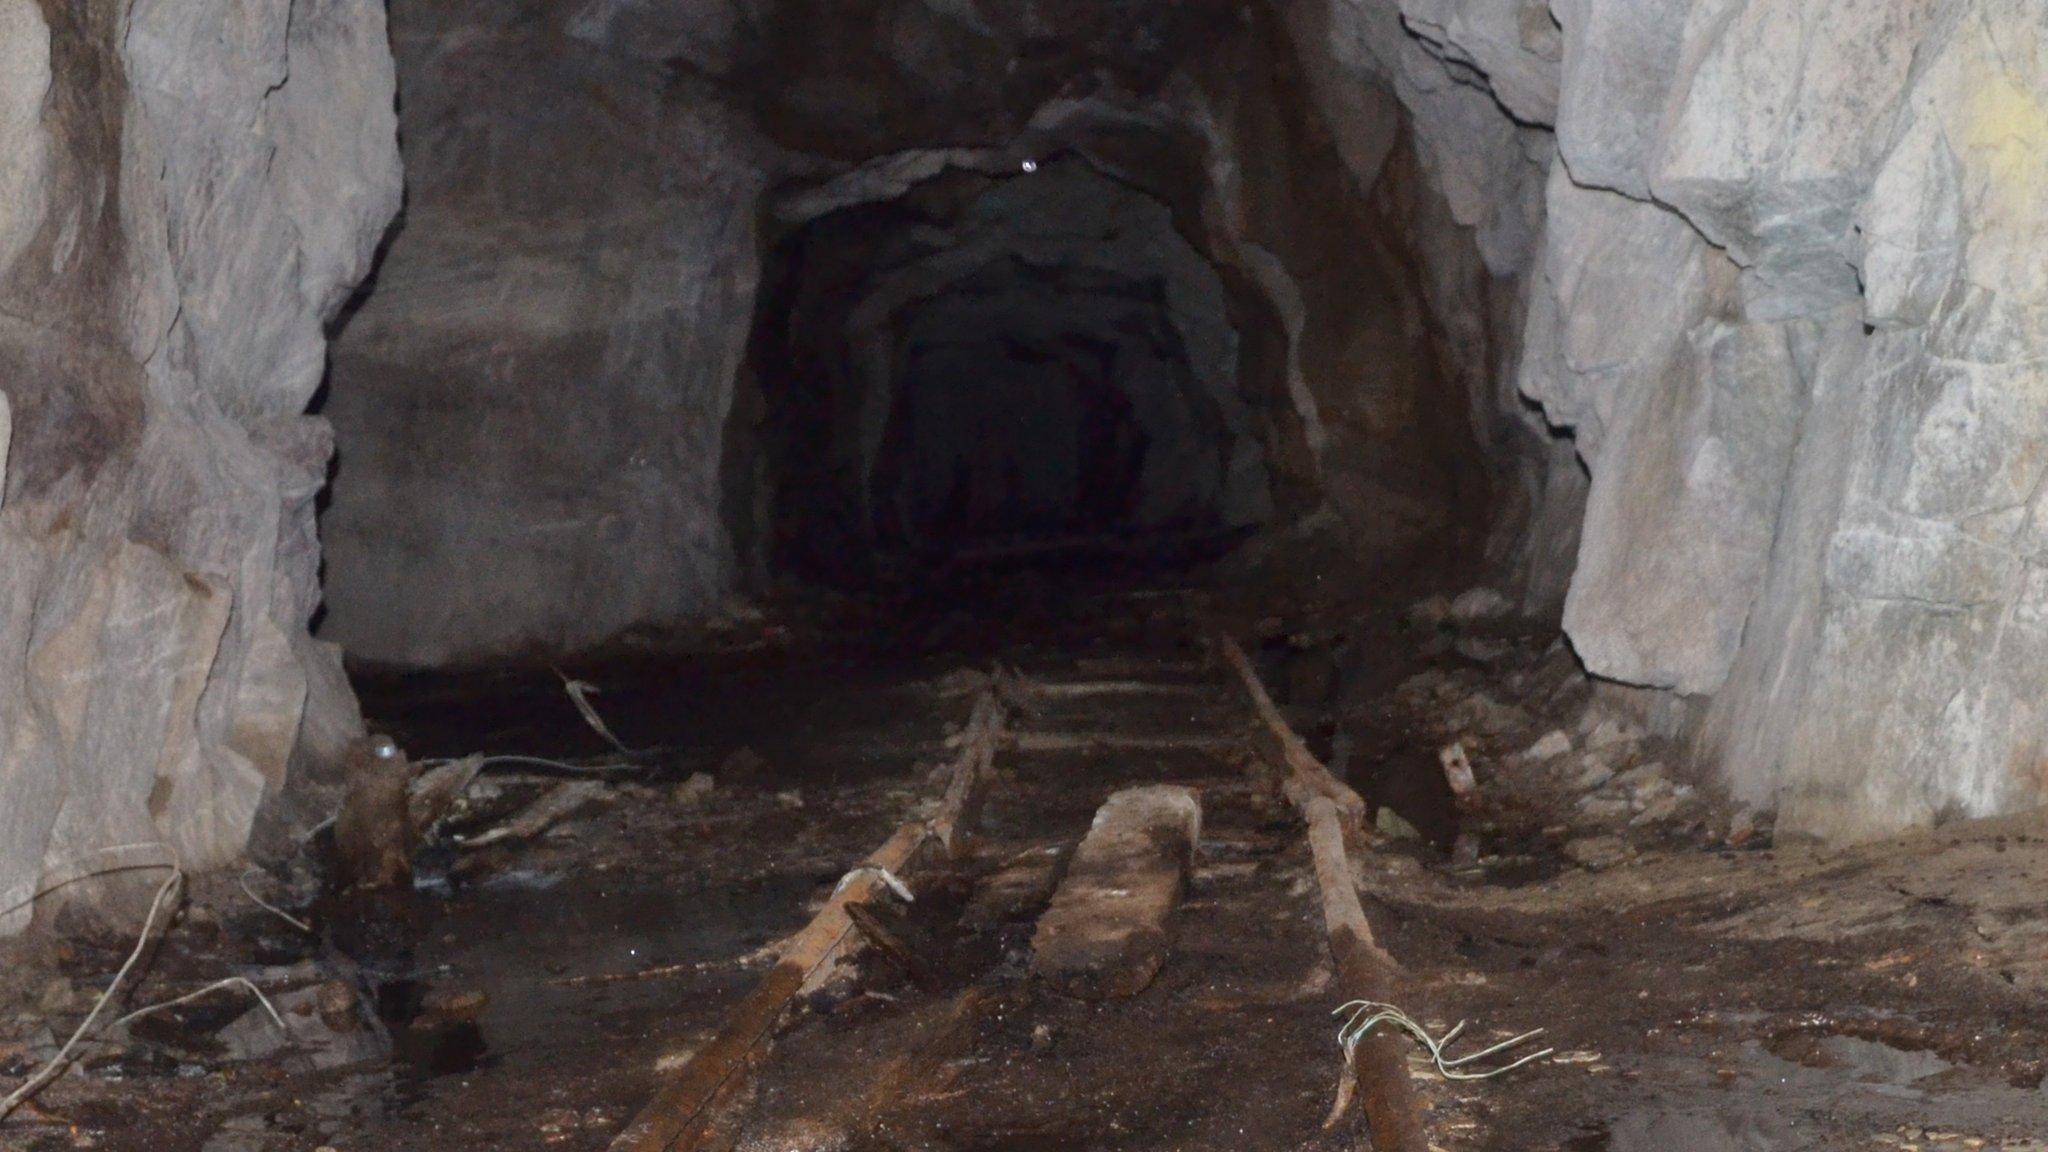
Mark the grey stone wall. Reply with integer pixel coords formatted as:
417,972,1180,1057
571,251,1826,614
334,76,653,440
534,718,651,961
0,0,400,931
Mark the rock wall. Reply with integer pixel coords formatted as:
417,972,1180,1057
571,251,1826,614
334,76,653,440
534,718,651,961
0,0,399,931
323,0,1471,662
1293,0,2048,840
318,0,768,666
312,0,2048,840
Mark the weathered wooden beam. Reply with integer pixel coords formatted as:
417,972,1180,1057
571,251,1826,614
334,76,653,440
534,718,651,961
1215,635,1368,830
1013,678,1215,700
1007,731,1240,755
611,679,1006,1152
1306,797,1428,1152
929,688,1005,858
1030,785,1202,1000
1218,635,1428,1152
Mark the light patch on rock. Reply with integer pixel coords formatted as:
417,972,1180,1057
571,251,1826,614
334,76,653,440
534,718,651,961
0,388,10,511
1572,758,1616,793
0,0,50,276
1407,594,1454,630
1562,835,1631,870
1523,730,1573,762
1449,586,1513,625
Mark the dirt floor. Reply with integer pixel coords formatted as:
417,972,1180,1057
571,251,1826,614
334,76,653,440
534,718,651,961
4,560,2048,1152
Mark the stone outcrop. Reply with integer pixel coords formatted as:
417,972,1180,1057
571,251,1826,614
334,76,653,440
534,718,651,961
318,0,768,665
1291,0,2048,840
0,0,400,931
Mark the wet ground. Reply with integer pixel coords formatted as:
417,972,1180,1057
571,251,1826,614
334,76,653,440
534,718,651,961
4,566,2048,1152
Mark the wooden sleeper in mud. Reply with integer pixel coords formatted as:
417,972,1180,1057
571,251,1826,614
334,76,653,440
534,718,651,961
1029,785,1202,999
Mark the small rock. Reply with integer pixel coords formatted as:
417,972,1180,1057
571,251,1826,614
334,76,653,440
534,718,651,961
420,987,488,1022
1449,689,1527,736
313,981,363,1031
1522,730,1573,763
1375,807,1424,842
717,746,768,788
216,985,386,1069
1030,1023,1054,1053
1630,796,1683,826
1396,669,1450,699
201,1115,272,1152
1448,587,1512,625
1450,832,1483,867
1612,762,1671,803
1572,759,1615,792
1454,636,1511,663
1406,595,1453,630
37,977,78,1014
538,1106,583,1143
1727,806,1759,846
13,1023,56,1063
1575,795,1630,822
1563,836,1631,870
672,772,717,806
1581,716,1642,750
774,790,805,810
1438,742,1477,800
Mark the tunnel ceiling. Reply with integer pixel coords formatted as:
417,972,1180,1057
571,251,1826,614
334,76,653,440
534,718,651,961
597,0,1252,159
754,159,1273,582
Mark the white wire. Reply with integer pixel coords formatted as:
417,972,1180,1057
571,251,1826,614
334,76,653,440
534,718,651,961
113,977,288,1036
833,865,915,903
237,870,312,934
554,670,634,755
1333,999,1554,1082
1,866,184,1122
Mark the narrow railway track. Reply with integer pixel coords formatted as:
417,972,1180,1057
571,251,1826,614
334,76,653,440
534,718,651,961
614,624,1441,1152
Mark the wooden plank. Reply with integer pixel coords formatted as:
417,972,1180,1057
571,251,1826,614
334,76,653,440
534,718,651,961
1014,678,1215,700
1029,785,1202,1000
1007,731,1239,755
930,688,1004,858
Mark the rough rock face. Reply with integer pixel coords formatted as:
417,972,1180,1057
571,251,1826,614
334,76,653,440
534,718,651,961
1295,0,2048,840
323,0,1476,661
0,0,399,931
313,0,2048,842
319,0,769,665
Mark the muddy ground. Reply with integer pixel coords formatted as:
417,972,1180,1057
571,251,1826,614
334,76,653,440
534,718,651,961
3,564,2047,1152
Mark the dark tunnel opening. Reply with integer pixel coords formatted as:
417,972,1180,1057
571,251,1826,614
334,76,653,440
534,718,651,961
735,158,1278,592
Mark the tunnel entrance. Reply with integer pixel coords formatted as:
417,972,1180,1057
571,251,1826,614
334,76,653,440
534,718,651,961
735,159,1273,590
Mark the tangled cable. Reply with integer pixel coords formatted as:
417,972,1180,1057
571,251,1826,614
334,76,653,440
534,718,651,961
1334,999,1554,1081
